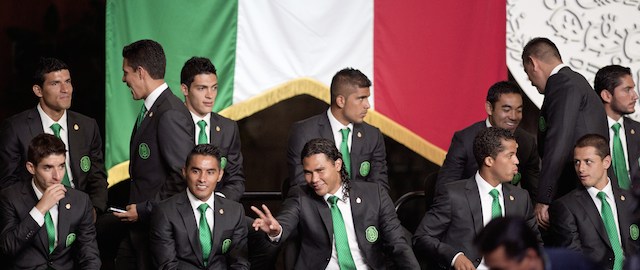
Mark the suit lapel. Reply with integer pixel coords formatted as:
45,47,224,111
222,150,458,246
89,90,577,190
132,89,168,143
350,124,364,177
20,181,49,254
624,118,640,181
576,189,612,249
176,193,203,265
66,112,81,183
55,195,71,254
209,113,221,146
27,107,45,137
318,114,335,143
464,180,484,234
614,189,632,252
502,185,515,216
349,187,366,249
211,197,226,263
315,192,334,240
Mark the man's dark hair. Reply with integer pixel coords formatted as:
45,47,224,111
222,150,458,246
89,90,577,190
185,144,222,169
33,57,69,87
475,217,542,263
330,68,372,105
486,81,522,107
301,138,350,197
473,127,516,168
180,57,217,88
522,37,562,66
27,134,67,166
575,134,610,159
594,65,632,100
122,39,166,79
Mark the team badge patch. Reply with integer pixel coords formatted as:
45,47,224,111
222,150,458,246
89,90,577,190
631,224,639,241
80,156,91,172
138,143,150,159
538,116,547,132
221,157,228,170
222,239,232,253
365,226,378,243
360,161,371,177
66,233,76,247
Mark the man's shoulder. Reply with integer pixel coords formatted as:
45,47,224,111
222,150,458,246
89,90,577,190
354,120,382,134
210,112,237,128
3,108,37,124
66,110,97,123
292,113,327,128
624,117,640,129
454,121,485,138
554,187,585,205
514,127,535,141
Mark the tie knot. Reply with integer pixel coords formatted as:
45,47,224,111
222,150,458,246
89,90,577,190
612,123,621,134
340,128,350,142
327,195,339,206
198,203,209,213
489,189,500,199
597,191,608,201
197,120,207,129
50,123,62,138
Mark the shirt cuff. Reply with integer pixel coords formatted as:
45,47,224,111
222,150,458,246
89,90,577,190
29,207,45,227
268,225,283,242
452,252,464,267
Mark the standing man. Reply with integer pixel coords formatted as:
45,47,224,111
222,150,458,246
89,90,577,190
0,134,100,269
150,144,248,269
287,68,388,191
252,138,419,269
550,134,639,270
594,65,640,190
521,37,608,229
438,81,539,200
0,57,108,215
413,128,540,270
180,57,245,202
113,39,195,270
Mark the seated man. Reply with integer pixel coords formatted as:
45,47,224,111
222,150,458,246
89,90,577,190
476,217,599,270
550,134,639,270
252,138,418,269
413,127,539,269
0,134,100,269
149,144,248,269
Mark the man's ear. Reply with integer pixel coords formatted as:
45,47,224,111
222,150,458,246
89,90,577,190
336,95,346,109
33,85,43,98
603,155,612,170
335,158,343,172
600,89,613,104
484,156,494,168
26,162,35,175
485,101,493,116
216,168,224,183
180,83,189,96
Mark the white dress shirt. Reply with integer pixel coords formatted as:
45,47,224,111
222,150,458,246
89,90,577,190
143,82,168,111
587,180,622,245
191,112,211,144
29,180,59,247
327,109,354,152
37,104,74,188
550,63,568,76
186,189,215,234
608,116,630,178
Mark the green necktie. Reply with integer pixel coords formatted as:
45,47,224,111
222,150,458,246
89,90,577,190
597,192,624,270
44,211,55,253
198,203,212,265
489,189,502,219
50,123,71,187
136,105,147,128
327,196,356,270
340,128,351,178
197,120,208,144
611,123,630,190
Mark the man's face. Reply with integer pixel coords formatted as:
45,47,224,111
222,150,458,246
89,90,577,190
339,87,371,125
523,61,547,94
182,73,218,118
26,154,66,193
484,246,542,270
607,74,638,117
303,153,343,197
183,154,223,201
487,93,523,133
33,70,73,113
488,139,519,183
122,58,145,100
574,146,610,190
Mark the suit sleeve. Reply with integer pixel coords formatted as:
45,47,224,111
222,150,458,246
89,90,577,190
228,206,249,270
537,75,581,204
0,120,23,189
412,186,458,267
0,192,41,256
521,136,540,202
437,132,468,191
74,193,101,269
286,123,308,188
85,119,108,212
275,186,303,242
149,204,178,270
218,121,245,202
377,185,419,268
549,200,582,250
368,130,389,192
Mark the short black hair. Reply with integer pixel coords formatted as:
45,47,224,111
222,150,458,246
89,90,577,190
27,134,67,166
185,144,222,169
475,216,541,262
594,65,632,99
122,39,166,79
473,127,516,168
486,81,522,107
180,57,217,88
522,37,562,65
575,134,610,159
33,57,69,87
330,68,371,106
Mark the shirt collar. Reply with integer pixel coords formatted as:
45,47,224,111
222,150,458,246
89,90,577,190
323,184,347,203
607,116,624,129
485,118,492,128
475,171,503,195
327,108,354,133
550,63,568,76
190,111,211,126
143,82,168,110
586,178,614,199
186,188,215,212
37,103,67,130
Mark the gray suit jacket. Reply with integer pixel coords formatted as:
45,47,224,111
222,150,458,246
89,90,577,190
287,113,388,191
413,177,539,269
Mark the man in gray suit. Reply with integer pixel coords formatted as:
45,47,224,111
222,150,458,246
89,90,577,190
287,68,388,191
413,127,539,269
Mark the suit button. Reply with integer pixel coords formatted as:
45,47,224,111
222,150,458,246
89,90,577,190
48,261,53,265
475,258,481,262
